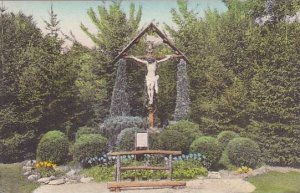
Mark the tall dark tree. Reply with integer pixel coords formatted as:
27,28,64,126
81,2,142,121
0,10,43,162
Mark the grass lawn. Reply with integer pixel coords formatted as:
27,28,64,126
248,171,300,193
0,164,39,193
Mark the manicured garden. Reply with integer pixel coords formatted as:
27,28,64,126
13,119,262,184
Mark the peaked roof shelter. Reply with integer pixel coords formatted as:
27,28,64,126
111,22,188,65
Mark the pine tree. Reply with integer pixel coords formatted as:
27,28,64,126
43,4,60,37
81,2,142,58
81,2,142,119
0,10,43,162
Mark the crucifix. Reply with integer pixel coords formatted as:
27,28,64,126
112,22,188,128
124,41,180,128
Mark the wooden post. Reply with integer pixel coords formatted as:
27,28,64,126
168,154,173,180
116,155,121,182
148,106,155,128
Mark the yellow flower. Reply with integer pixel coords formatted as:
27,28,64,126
237,168,243,173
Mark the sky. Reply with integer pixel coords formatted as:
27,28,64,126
3,0,227,47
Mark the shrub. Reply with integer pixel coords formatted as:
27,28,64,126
82,165,114,182
218,149,236,170
36,130,69,164
190,136,222,169
167,120,200,134
156,120,201,153
122,169,168,180
227,137,261,168
247,122,300,167
76,126,101,140
173,160,207,179
99,116,148,148
115,127,146,151
0,131,36,163
73,134,107,164
217,130,239,150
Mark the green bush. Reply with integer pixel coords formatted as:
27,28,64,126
115,127,146,151
218,149,236,170
76,126,101,140
173,160,208,179
247,122,300,167
190,136,222,168
227,137,261,168
82,165,114,182
156,120,201,153
36,130,69,164
122,170,168,180
0,131,36,163
73,134,107,163
99,116,148,148
217,131,239,150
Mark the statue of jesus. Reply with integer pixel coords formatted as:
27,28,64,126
125,54,174,105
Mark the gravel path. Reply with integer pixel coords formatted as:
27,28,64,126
33,178,256,193
33,166,300,193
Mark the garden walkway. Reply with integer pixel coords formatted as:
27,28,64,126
33,166,300,193
33,178,255,193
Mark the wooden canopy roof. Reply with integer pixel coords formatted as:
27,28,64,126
111,22,188,64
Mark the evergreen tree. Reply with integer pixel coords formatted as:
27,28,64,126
0,11,43,162
81,2,142,58
247,19,300,166
81,2,142,120
73,44,108,126
44,4,60,38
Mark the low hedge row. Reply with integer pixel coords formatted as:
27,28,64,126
35,126,262,170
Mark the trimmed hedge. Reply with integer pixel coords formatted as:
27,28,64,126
155,120,201,153
36,130,69,164
227,137,261,168
73,134,107,162
217,131,239,150
99,116,148,149
190,136,222,168
115,127,146,151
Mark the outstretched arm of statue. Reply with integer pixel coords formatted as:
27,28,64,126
157,55,172,64
124,55,148,65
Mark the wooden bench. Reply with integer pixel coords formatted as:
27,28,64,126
107,181,186,192
107,150,186,192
